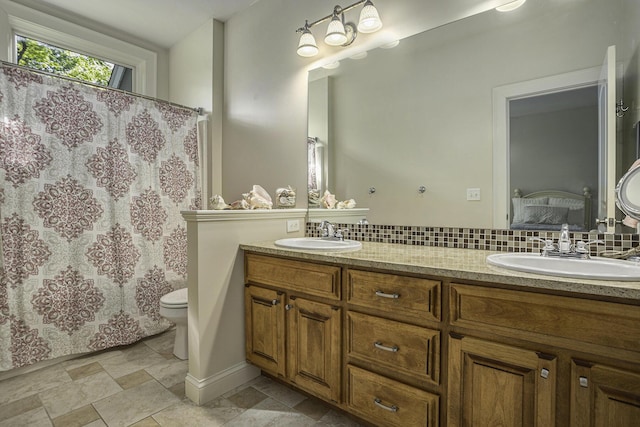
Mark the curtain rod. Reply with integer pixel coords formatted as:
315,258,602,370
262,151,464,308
0,60,204,115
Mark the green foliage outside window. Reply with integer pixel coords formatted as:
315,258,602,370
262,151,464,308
16,36,114,86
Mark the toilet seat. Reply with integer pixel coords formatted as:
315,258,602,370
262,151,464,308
160,288,187,308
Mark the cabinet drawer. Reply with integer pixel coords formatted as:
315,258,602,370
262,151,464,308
245,253,341,300
346,269,440,322
347,311,440,385
450,283,640,353
346,365,439,427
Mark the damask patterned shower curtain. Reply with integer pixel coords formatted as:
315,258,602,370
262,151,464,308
0,63,201,371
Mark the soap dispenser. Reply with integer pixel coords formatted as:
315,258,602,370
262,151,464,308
558,223,571,253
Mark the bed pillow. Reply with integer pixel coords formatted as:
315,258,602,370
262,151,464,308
512,197,548,224
548,197,585,226
523,205,569,225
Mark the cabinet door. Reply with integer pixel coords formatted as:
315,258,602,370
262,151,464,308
448,335,556,427
571,360,640,426
244,285,285,376
287,296,342,403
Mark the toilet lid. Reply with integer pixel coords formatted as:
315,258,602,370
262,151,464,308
160,287,188,306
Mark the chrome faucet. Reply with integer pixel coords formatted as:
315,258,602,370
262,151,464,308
530,224,603,259
317,220,348,241
318,220,336,238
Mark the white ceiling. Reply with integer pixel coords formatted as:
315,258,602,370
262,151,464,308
32,0,260,48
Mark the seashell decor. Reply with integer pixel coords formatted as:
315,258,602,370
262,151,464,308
209,194,230,210
320,190,356,209
242,184,273,209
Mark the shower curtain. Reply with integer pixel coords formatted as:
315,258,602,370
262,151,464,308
0,63,201,371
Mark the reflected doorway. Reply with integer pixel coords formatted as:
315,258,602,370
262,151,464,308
508,87,599,228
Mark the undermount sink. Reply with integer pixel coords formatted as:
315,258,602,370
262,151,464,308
486,253,640,281
274,237,362,251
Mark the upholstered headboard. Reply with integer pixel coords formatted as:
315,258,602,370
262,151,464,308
511,187,592,231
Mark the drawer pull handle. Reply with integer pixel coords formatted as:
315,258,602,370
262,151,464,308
375,290,400,299
374,398,398,412
374,341,399,352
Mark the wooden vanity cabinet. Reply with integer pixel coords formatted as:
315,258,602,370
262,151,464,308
244,254,342,403
244,251,640,426
345,269,442,426
448,283,640,427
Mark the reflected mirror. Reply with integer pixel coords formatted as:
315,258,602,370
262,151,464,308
307,0,638,231
616,163,640,225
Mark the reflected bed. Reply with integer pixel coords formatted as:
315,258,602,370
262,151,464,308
510,187,592,232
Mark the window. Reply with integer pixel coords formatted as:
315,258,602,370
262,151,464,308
15,35,133,91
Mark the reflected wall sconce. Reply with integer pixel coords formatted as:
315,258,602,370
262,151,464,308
296,0,383,58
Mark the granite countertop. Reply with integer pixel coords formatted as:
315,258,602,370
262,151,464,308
240,241,640,302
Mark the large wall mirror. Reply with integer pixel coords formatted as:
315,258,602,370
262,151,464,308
307,0,638,231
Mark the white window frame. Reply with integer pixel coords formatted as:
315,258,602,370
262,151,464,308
3,1,157,96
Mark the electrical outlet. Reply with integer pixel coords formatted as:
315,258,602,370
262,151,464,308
466,188,481,201
286,219,300,233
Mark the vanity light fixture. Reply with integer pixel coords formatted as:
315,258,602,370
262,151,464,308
495,0,526,12
296,0,383,58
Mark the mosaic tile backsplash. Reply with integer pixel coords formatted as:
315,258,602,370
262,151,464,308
305,223,640,257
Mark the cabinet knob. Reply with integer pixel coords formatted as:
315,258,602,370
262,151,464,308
579,376,588,388
540,368,550,379
285,304,293,311
271,299,279,306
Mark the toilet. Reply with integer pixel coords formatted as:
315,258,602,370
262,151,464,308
159,287,188,360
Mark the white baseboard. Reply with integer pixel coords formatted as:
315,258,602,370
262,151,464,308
185,361,260,405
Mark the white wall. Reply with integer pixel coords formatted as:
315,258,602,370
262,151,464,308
223,0,625,227
221,0,507,208
169,19,224,201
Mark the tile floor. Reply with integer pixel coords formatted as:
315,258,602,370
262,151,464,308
0,329,363,426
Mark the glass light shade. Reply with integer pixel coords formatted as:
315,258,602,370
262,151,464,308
495,0,526,12
325,15,347,46
358,1,382,33
297,30,319,57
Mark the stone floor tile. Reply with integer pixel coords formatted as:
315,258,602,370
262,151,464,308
66,362,104,381
294,397,332,421
144,358,188,388
167,381,185,399
99,343,167,379
153,398,245,427
251,376,307,408
0,364,71,406
142,329,175,354
0,407,53,427
315,409,365,426
61,348,123,372
226,386,268,409
223,397,314,427
0,394,42,423
129,416,161,426
39,371,122,419
115,369,154,390
83,420,107,427
51,404,101,427
93,379,180,426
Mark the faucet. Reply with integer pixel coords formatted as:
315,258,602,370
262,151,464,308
318,220,335,238
317,220,349,241
529,224,603,259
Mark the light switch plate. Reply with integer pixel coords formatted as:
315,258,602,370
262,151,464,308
286,219,300,233
467,188,481,201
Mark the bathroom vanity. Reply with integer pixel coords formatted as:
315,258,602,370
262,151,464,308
241,241,640,426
